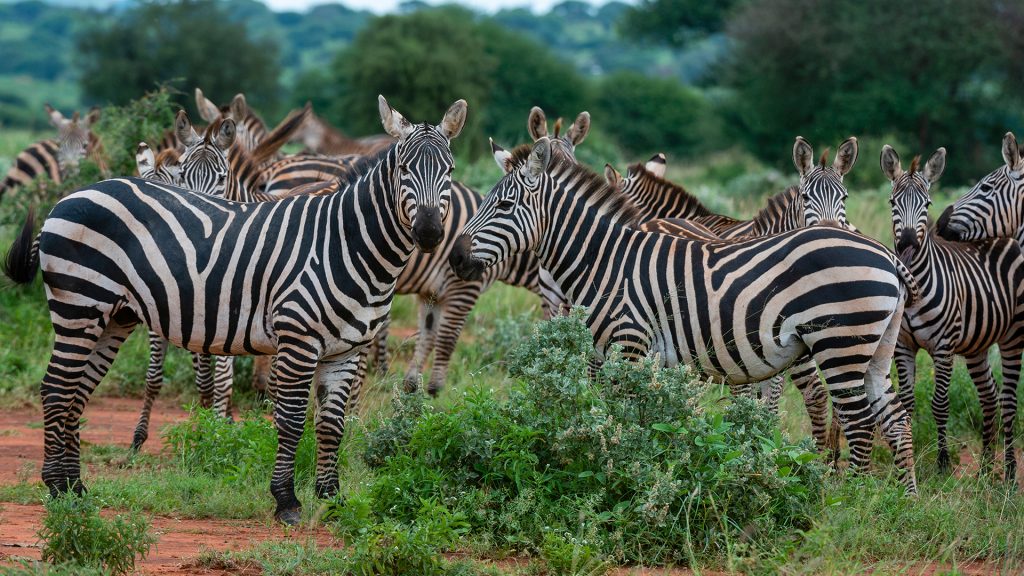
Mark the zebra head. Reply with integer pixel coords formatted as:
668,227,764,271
937,132,1024,243
45,104,99,175
450,138,553,281
378,95,467,253
792,136,858,227
881,145,947,264
527,106,590,163
174,110,235,197
195,88,266,154
135,142,181,185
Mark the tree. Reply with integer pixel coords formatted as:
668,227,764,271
620,0,746,46
76,0,282,116
724,0,1024,184
330,7,495,156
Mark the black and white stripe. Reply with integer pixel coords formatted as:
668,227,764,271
450,139,919,492
1,105,101,199
884,145,1024,480
3,96,467,524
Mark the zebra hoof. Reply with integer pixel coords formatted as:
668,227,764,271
275,506,302,526
315,480,339,500
130,433,147,452
936,450,951,473
426,382,443,398
402,375,420,394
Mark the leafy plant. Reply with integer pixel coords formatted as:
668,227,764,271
37,494,155,575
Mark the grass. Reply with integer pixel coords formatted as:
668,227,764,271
1,139,1022,573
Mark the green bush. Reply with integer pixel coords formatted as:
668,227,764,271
37,494,155,575
352,309,825,565
162,406,316,485
90,88,177,177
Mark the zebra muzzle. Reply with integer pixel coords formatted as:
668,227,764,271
412,205,445,253
449,234,484,281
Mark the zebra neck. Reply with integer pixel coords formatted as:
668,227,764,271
630,179,710,220
905,231,938,287
536,190,639,307
751,186,803,235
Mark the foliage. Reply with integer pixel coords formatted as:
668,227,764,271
724,0,1024,185
162,405,316,485
90,88,178,177
75,0,282,115
620,0,746,45
352,310,825,565
37,494,155,575
595,70,718,158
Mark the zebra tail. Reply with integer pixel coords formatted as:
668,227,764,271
3,210,40,285
892,256,920,305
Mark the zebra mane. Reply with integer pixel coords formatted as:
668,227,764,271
334,143,396,188
908,155,921,176
626,160,712,217
753,185,802,225
509,144,642,226
819,148,830,167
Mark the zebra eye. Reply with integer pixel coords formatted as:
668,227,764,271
399,163,409,173
497,199,515,210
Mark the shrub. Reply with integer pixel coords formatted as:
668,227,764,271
351,309,826,565
37,494,155,575
162,406,316,485
90,88,177,177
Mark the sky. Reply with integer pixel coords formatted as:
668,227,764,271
263,0,625,13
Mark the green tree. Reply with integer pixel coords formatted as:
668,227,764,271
620,0,746,46
594,70,714,158
76,0,282,116
724,0,1024,184
330,7,495,155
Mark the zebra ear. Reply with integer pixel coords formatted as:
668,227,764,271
566,111,590,146
84,106,101,128
879,145,903,182
378,95,414,141
528,106,548,141
525,137,552,180
175,110,198,147
195,88,220,123
490,138,513,174
645,153,667,178
439,99,468,141
833,137,858,177
793,136,814,177
230,93,249,121
923,147,946,184
44,104,66,127
1002,132,1022,172
604,163,621,189
214,118,236,151
136,142,155,178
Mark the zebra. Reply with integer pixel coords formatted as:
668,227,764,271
527,106,591,159
938,132,1024,247
1,96,468,524
890,145,1024,480
292,111,395,156
449,138,919,492
194,88,269,156
262,153,363,198
1,105,102,199
126,105,311,446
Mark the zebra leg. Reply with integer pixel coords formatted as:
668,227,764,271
867,309,917,493
192,353,215,408
758,374,784,413
59,319,137,495
251,355,272,393
345,349,370,420
211,356,234,419
426,285,483,397
790,359,835,462
894,342,918,417
403,298,438,393
931,354,955,472
269,344,318,525
964,352,998,473
999,343,1023,484
132,332,168,451
370,320,390,376
313,354,362,499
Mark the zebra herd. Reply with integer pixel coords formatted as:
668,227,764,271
2,93,1024,523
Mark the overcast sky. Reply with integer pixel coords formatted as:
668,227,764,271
263,0,624,13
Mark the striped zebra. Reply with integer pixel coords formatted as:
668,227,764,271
194,89,268,155
938,132,1024,246
1,96,468,524
262,154,362,197
293,111,394,156
1,105,102,199
450,139,919,492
